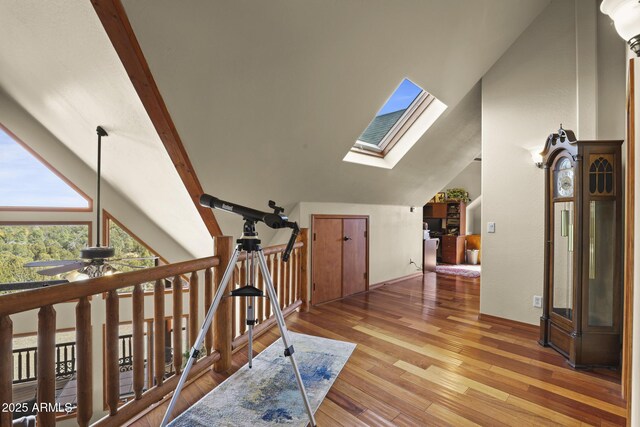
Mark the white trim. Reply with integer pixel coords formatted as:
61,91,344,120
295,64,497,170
354,140,383,152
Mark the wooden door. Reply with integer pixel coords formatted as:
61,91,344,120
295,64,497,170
312,215,369,305
342,218,367,296
311,218,343,304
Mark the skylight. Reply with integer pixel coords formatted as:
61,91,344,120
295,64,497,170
0,126,90,209
357,79,423,149
345,78,447,169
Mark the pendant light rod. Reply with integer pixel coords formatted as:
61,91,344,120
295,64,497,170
96,126,108,247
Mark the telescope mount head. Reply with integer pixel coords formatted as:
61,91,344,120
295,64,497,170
238,220,261,252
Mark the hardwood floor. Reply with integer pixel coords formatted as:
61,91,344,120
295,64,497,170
131,273,625,426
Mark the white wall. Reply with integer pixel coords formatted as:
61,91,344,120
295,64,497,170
440,160,482,234
299,202,422,286
630,54,640,427
269,201,423,300
0,89,200,263
481,0,625,324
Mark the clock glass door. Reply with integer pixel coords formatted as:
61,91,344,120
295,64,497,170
552,201,574,320
586,155,616,328
551,156,575,321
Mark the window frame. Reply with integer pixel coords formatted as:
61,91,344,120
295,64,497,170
353,89,433,155
0,123,93,212
102,210,167,265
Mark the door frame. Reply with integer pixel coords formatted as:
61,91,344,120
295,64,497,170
311,214,370,305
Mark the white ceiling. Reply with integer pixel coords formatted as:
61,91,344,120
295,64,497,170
0,0,549,246
0,1,211,257
121,0,549,235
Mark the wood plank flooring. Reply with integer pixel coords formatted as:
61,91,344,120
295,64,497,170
131,273,625,426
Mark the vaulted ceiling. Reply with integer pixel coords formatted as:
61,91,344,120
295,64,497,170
0,0,549,254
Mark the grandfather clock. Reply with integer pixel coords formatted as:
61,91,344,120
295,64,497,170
538,127,623,368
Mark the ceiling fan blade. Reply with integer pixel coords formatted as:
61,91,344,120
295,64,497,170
112,256,159,261
110,262,147,269
24,260,80,267
37,262,87,276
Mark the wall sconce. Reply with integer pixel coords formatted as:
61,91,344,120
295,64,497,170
601,0,640,56
530,149,544,168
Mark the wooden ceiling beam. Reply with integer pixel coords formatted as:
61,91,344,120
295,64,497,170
90,0,222,237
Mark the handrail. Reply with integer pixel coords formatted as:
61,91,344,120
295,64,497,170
0,256,219,316
235,241,302,261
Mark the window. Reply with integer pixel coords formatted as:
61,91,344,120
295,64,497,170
104,211,165,273
0,125,91,210
103,212,168,293
0,223,90,288
344,78,447,169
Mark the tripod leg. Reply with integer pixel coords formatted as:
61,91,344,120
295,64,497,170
257,250,317,427
160,246,241,427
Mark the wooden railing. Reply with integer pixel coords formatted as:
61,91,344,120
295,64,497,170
0,230,308,427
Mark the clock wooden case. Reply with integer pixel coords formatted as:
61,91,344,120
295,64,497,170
538,127,623,368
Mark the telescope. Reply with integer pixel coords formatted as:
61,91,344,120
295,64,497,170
199,194,299,261
163,194,316,427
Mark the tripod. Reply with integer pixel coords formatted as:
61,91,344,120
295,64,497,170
160,220,317,427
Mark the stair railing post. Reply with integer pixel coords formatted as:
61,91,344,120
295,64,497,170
213,236,234,372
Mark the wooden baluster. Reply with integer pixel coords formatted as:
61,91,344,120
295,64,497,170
283,253,290,308
214,236,234,372
265,255,272,319
37,305,56,426
106,290,119,415
172,275,183,374
189,271,199,350
76,297,93,426
145,321,153,389
271,254,279,310
257,266,264,323
154,279,165,386
300,228,310,312
132,284,144,400
293,250,298,304
239,260,247,336
297,248,302,302
204,268,213,355
289,249,299,304
279,254,285,309
0,316,12,427
291,250,297,305
231,266,238,340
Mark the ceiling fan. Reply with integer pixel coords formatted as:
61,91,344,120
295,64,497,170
17,126,158,285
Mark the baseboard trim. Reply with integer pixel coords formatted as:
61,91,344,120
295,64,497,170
370,272,423,289
478,313,539,333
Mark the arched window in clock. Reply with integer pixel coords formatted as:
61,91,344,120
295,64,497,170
589,157,614,195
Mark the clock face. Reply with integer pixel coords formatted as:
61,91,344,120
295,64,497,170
556,158,574,198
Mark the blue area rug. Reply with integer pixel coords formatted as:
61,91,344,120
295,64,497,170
169,332,356,426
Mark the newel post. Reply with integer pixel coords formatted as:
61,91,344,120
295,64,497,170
213,236,234,372
299,228,310,312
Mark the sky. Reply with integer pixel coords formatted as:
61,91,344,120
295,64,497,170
376,78,423,116
0,129,89,208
